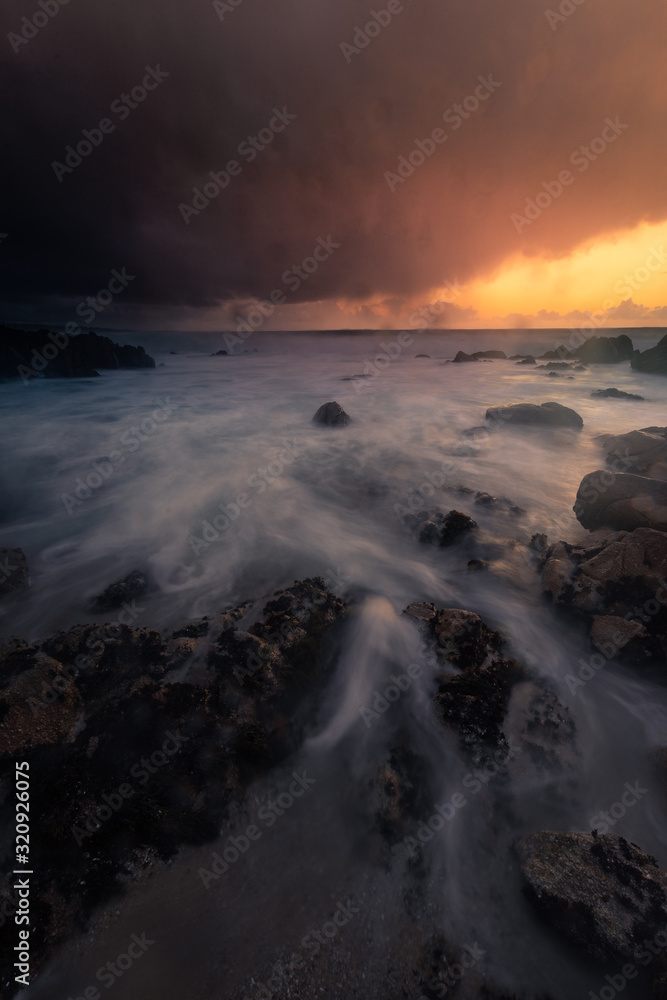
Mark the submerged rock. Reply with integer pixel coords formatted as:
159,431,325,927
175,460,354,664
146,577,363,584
516,356,537,365
518,831,667,962
574,471,667,531
486,401,583,430
591,387,645,400
439,510,477,546
93,570,148,611
312,400,351,426
631,333,667,375
0,547,30,596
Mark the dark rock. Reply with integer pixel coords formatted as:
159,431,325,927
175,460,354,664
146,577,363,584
452,351,477,362
418,520,441,544
471,350,507,359
415,354,431,358
474,492,526,515
0,327,155,380
592,387,645,400
535,362,574,370
575,334,634,364
93,570,148,611
631,334,667,375
574,471,667,531
486,401,583,430
467,559,489,572
212,350,228,356
312,401,351,426
518,831,667,962
545,371,564,377
439,510,477,546
0,548,30,596
538,345,575,361
574,364,587,371
594,429,667,480
516,356,537,365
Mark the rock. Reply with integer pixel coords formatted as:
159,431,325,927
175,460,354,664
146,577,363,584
631,334,667,375
538,345,575,361
439,510,477,546
574,471,667,531
312,401,351,426
415,354,431,358
93,570,148,611
535,362,574,370
418,520,441,544
471,350,507,359
516,356,536,365
467,559,489,572
575,334,634,364
452,350,477,362
0,548,30,596
486,401,584,430
473,491,526,515
590,615,648,656
0,327,155,380
212,350,228,356
594,429,667,480
574,364,587,371
591,388,645,400
545,372,564,377
518,831,667,962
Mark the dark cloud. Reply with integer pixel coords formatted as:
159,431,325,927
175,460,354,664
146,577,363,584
1,0,665,325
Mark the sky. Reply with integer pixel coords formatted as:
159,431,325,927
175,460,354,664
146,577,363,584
1,0,667,332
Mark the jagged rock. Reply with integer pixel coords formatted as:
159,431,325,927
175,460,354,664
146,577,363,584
518,831,667,962
594,429,667,481
93,570,148,611
486,401,583,430
312,401,351,426
452,350,477,362
538,345,575,361
631,333,667,375
0,547,29,596
574,471,667,531
575,334,634,364
592,388,645,400
439,510,477,546
0,327,155,379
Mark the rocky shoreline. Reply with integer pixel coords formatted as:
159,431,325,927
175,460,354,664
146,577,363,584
2,393,667,997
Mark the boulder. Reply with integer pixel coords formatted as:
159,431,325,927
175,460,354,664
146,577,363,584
518,831,667,962
631,333,667,375
0,547,30,596
486,401,583,430
574,471,667,531
516,356,536,365
439,510,477,546
538,345,575,361
471,350,507,360
591,388,644,400
594,429,667,480
574,334,634,364
452,350,477,362
312,401,351,426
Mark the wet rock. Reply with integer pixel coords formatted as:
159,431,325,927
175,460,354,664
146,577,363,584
418,520,441,544
575,333,634,364
516,356,537,365
452,351,477,362
594,429,667,480
592,388,645,400
536,362,574,370
574,471,667,531
574,364,587,371
93,570,148,611
471,350,507,359
211,350,228,356
467,559,489,572
590,615,648,654
415,354,431,358
474,492,526,515
0,547,30,596
631,333,667,375
486,401,583,430
439,510,477,546
312,400,351,426
518,831,667,962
